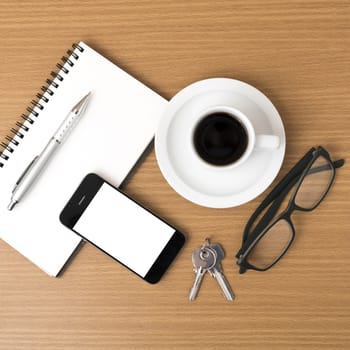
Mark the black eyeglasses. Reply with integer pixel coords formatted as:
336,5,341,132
236,146,344,274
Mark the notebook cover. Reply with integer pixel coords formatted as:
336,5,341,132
0,41,167,276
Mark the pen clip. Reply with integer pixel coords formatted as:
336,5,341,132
12,156,39,193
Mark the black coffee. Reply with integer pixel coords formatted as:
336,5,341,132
193,112,248,166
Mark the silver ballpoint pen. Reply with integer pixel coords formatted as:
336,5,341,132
7,92,91,210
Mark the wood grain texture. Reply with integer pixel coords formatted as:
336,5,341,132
0,1,349,349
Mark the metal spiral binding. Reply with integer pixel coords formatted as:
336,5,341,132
0,42,85,168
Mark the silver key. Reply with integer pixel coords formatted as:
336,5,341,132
189,246,216,301
208,242,235,301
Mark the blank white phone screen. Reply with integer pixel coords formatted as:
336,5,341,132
73,182,175,277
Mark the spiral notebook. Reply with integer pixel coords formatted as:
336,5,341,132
0,42,167,276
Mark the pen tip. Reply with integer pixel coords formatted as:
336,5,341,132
81,91,91,103
7,200,17,211
72,92,91,114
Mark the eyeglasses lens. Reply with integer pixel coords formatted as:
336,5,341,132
294,155,334,209
248,219,293,269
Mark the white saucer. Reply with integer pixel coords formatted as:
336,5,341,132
155,78,286,208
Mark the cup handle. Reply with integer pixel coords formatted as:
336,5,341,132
255,134,280,149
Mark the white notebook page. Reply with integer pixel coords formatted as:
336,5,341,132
0,42,167,276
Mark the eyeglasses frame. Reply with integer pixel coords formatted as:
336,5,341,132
236,146,344,273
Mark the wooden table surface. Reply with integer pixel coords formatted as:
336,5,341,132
0,1,349,349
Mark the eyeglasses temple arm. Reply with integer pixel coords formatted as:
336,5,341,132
306,159,344,176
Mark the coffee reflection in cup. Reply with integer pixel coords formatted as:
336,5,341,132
193,112,248,166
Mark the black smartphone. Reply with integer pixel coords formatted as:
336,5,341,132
59,173,185,283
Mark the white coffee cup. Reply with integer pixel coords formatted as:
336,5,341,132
191,105,280,170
